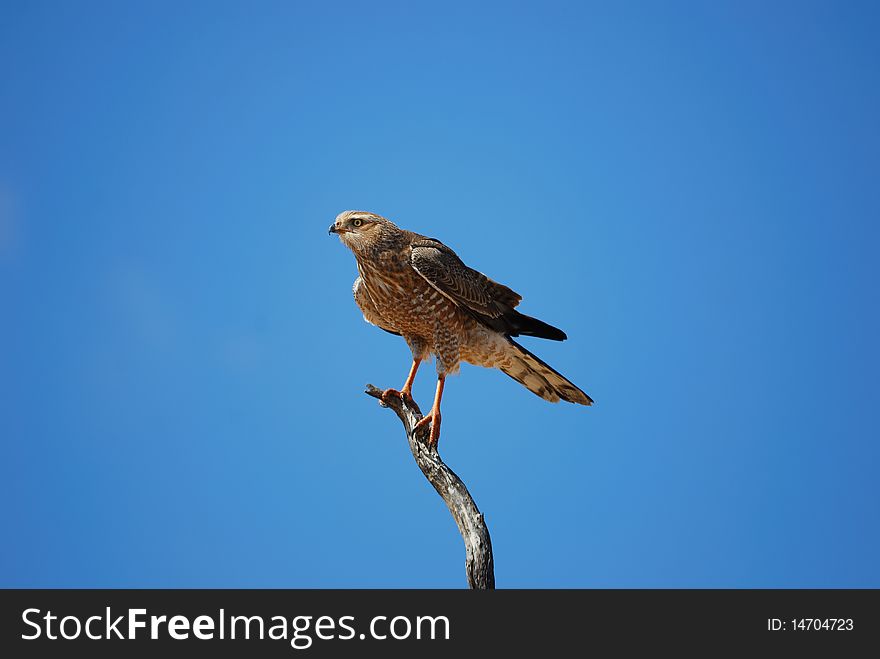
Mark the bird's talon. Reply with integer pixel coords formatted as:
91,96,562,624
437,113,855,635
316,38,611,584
413,413,441,447
381,388,403,404
382,387,416,406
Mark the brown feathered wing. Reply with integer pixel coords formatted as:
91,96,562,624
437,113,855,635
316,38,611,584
409,238,592,406
409,238,566,341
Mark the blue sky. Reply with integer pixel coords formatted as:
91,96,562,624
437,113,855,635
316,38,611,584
2,1,878,587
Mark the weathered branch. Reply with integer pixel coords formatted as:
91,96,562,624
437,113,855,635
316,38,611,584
365,384,495,589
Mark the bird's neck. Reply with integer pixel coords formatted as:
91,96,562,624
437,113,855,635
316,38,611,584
352,228,409,262
354,235,411,278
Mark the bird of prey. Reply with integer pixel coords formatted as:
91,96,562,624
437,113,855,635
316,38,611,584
330,210,592,446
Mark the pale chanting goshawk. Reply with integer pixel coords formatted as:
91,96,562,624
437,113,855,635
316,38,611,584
330,210,592,446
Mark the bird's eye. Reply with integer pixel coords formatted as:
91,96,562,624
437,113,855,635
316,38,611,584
352,219,363,227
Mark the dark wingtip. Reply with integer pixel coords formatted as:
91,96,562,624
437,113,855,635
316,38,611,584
530,327,567,341
510,311,568,341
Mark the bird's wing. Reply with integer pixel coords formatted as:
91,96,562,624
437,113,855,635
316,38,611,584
410,237,567,341
410,238,521,317
353,276,400,336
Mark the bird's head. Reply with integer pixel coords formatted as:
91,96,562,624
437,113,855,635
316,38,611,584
329,210,393,253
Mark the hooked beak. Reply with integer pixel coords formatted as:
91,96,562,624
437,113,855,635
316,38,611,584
329,223,341,235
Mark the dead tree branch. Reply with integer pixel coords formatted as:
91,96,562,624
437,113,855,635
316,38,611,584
365,384,495,589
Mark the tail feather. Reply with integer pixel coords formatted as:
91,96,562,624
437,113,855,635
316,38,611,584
499,339,593,406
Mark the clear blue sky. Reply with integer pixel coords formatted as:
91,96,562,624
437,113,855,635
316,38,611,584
2,1,878,587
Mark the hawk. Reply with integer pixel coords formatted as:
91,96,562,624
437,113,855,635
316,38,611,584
330,210,592,446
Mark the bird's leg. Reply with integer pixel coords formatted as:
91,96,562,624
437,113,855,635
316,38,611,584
382,359,421,404
413,375,445,447
399,358,421,400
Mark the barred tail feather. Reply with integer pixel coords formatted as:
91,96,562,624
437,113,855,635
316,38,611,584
500,339,593,406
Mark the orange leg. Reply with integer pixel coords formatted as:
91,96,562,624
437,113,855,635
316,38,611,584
413,375,445,447
382,359,421,404
400,359,421,399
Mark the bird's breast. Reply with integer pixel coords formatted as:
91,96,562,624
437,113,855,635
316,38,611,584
357,260,462,338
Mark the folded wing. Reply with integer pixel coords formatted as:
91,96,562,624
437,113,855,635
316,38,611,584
409,238,567,341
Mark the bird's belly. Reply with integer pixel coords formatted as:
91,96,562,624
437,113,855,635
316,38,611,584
460,326,510,369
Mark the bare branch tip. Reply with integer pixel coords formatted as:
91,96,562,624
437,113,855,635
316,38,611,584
359,382,493,588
